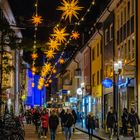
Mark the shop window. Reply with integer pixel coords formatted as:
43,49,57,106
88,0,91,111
92,48,95,60
110,24,113,41
97,43,99,57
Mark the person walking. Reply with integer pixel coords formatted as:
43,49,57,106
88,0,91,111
106,107,116,140
49,110,59,140
121,108,129,136
128,108,140,140
72,109,77,132
40,109,49,139
59,109,65,132
86,112,95,140
64,109,74,140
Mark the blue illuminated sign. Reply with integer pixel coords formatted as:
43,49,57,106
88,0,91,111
61,89,68,94
69,97,77,103
102,78,113,88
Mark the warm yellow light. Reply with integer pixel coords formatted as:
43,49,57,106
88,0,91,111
45,83,49,87
57,0,83,22
52,27,69,43
71,31,80,40
31,53,38,60
53,69,57,74
31,15,43,26
31,66,36,72
59,58,65,64
49,79,52,83
47,38,60,50
32,82,35,87
32,72,35,75
44,49,56,59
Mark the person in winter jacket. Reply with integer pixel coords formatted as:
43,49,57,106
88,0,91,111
40,109,49,139
106,107,116,139
49,110,59,140
72,110,77,132
64,109,74,140
128,108,140,140
59,109,65,132
121,108,129,136
86,112,95,140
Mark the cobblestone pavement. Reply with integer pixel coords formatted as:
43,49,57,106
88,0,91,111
24,124,98,140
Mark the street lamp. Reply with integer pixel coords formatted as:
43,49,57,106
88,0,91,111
113,60,122,140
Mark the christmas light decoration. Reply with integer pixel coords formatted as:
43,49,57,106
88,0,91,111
44,49,56,59
53,69,57,74
59,58,65,64
49,79,52,83
57,0,83,22
45,83,49,87
31,53,38,60
71,31,80,39
31,66,36,72
47,38,60,50
32,82,35,88
31,15,43,26
52,27,69,43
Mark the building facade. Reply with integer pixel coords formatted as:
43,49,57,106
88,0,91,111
115,0,136,114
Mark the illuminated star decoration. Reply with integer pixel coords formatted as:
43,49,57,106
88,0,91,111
47,38,60,50
71,31,80,40
44,49,56,59
31,53,38,60
52,27,69,43
31,15,43,26
59,58,65,64
57,0,83,22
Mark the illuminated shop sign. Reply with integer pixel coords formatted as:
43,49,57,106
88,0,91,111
102,78,113,88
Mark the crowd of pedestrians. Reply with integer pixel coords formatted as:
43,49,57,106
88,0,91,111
25,107,77,140
106,107,140,140
24,106,140,140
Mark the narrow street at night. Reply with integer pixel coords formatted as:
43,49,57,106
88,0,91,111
0,0,140,139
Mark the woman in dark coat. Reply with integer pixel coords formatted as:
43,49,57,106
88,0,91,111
86,112,95,140
49,110,59,140
106,107,116,139
72,110,77,132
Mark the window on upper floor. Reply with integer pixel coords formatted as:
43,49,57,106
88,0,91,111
92,48,95,61
110,24,113,41
97,43,99,57
132,35,135,59
105,29,109,45
127,1,130,18
97,71,100,85
128,39,131,60
131,0,135,15
121,11,123,26
92,74,95,87
124,7,127,23
124,42,127,60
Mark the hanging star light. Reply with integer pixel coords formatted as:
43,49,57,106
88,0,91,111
71,31,80,40
57,0,83,22
53,69,57,74
31,53,38,60
44,49,56,59
47,38,60,50
52,27,69,43
48,79,52,83
31,15,43,26
31,66,36,72
59,58,65,64
44,63,52,73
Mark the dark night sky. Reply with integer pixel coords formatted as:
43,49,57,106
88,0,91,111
8,0,110,66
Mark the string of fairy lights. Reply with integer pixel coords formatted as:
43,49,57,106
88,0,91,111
30,0,96,90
